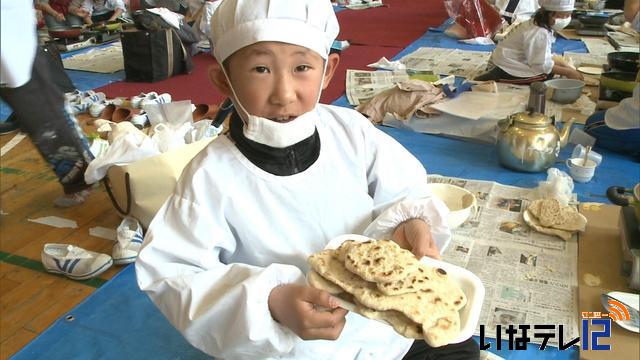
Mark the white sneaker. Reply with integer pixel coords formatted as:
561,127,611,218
130,111,149,129
89,101,108,118
131,92,154,108
112,217,144,265
41,244,113,280
140,93,172,108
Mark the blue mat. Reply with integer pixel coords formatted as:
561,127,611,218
12,265,211,360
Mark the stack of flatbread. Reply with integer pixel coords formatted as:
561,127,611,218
307,239,467,347
523,198,587,241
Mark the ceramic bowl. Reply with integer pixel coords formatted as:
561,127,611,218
426,183,477,229
545,79,585,104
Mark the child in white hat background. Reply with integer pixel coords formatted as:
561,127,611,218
136,0,479,359
476,0,584,84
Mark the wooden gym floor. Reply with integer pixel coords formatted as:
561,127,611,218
0,116,123,359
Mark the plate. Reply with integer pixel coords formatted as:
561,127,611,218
318,234,485,344
578,66,604,75
601,291,640,333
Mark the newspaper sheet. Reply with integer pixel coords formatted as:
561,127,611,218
564,51,608,68
398,47,491,79
581,38,616,57
345,70,410,106
433,175,579,347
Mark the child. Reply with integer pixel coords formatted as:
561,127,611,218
475,0,583,84
136,0,479,359
584,84,640,160
36,0,85,28
69,0,125,25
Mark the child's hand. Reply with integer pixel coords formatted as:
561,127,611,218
392,218,440,259
268,284,348,340
568,69,584,81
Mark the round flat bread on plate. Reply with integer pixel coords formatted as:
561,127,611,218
578,66,603,75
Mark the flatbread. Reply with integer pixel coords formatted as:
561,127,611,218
334,240,357,263
307,270,344,295
376,263,456,296
578,66,603,75
307,241,467,348
344,240,418,283
523,210,573,241
527,198,587,232
353,298,423,339
308,250,462,326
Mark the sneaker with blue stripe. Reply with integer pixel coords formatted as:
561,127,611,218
112,217,144,265
41,244,113,280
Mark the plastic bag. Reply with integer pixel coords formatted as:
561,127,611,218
444,0,504,39
528,168,575,205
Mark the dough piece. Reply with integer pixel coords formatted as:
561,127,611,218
376,264,462,305
353,298,423,339
527,199,587,232
423,315,461,348
530,198,562,227
308,249,377,294
307,270,344,295
334,240,357,263
344,240,418,283
523,210,573,241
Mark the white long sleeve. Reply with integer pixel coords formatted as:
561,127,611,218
136,105,447,359
0,1,37,88
492,20,554,77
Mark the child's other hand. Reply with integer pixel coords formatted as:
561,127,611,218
268,284,348,340
392,218,440,259
568,69,584,81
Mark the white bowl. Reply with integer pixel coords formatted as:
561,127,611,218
426,183,477,229
322,234,486,345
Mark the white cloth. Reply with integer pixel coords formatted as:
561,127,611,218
494,0,539,22
605,85,640,130
211,0,339,62
0,1,37,88
538,0,574,11
74,0,126,16
136,104,451,360
146,8,183,29
491,19,555,77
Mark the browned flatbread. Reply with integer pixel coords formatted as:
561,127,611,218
344,240,418,283
308,246,465,347
307,270,344,295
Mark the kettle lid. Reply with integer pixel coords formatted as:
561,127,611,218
510,111,551,126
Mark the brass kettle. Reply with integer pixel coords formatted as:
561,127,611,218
496,82,574,172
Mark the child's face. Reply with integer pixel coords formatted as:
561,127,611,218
210,42,339,123
551,11,572,22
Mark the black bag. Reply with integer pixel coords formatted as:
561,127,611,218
121,28,193,82
133,9,199,54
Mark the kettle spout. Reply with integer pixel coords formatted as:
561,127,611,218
559,117,575,148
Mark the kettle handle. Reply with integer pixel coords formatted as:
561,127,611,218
606,186,630,206
498,117,513,130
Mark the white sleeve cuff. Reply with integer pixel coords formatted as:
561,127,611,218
362,197,452,252
238,264,306,358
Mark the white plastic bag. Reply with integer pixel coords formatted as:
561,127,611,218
528,168,575,205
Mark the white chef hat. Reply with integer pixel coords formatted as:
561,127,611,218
538,0,575,11
211,0,340,63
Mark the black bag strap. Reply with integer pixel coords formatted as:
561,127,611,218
102,173,132,216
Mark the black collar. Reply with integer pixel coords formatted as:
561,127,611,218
229,112,320,176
